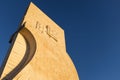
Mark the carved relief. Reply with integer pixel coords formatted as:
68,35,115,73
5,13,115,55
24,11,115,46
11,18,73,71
35,21,58,42
46,25,58,42
36,21,44,33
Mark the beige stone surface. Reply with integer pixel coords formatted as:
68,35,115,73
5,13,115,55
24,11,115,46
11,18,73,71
0,2,79,80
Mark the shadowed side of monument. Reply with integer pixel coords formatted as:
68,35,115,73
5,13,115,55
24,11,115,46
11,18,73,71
0,2,79,80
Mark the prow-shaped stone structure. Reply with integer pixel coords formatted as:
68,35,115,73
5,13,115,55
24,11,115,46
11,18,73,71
0,2,79,80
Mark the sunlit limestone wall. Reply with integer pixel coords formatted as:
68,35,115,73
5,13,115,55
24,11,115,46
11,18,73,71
0,2,79,80
0,33,27,79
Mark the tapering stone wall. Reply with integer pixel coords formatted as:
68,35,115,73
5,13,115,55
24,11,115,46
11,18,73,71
0,2,79,80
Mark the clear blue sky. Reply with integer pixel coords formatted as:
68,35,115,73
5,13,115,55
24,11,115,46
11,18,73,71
0,0,120,80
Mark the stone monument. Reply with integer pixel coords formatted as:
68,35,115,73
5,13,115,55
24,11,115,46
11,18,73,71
0,2,79,80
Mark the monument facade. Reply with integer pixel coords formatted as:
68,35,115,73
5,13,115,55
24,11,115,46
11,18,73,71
0,2,79,80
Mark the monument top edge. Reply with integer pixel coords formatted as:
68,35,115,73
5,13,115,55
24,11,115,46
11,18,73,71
22,2,64,32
